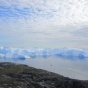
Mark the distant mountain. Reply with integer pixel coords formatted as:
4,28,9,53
0,62,88,88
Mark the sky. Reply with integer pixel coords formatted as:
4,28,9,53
0,0,88,49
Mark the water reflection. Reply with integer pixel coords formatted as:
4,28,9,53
0,56,88,80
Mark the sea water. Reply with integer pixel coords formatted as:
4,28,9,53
0,56,88,80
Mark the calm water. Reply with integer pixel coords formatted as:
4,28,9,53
0,56,88,80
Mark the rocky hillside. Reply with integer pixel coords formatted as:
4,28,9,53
0,62,88,88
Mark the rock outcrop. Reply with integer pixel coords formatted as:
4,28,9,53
0,62,88,88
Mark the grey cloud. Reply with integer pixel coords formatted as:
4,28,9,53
73,27,88,37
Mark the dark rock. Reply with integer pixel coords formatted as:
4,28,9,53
0,62,88,88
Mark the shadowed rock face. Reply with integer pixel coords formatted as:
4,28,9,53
0,62,88,88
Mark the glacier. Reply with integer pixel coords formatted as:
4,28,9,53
0,47,88,59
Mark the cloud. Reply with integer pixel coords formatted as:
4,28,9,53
0,0,88,23
0,0,88,48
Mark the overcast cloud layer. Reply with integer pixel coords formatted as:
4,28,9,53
0,0,88,48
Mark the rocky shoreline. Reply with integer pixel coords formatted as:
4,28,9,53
0,62,88,88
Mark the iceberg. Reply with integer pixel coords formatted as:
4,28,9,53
0,47,88,59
